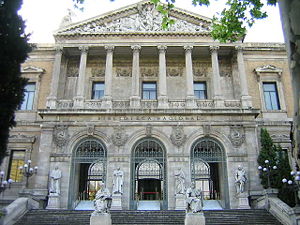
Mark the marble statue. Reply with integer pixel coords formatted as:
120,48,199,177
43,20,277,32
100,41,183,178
93,183,112,214
235,165,247,193
49,166,62,195
186,183,203,213
175,168,185,194
113,167,124,194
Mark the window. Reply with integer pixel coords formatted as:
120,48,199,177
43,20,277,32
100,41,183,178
20,83,36,110
194,82,207,99
92,82,105,99
8,150,25,182
142,82,157,100
263,82,280,110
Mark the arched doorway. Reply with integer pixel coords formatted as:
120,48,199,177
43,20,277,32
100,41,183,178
68,138,107,209
191,138,229,208
130,138,167,210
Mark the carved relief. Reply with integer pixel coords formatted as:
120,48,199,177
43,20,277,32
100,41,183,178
9,133,36,143
146,124,152,137
58,4,211,35
111,126,129,147
116,67,132,77
193,62,211,77
228,125,245,147
170,125,187,147
220,61,232,77
67,59,79,77
91,68,105,77
53,126,69,148
87,124,95,136
254,65,283,81
167,67,183,77
270,133,290,142
141,66,158,77
203,125,211,136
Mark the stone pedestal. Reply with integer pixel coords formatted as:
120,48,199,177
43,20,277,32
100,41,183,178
46,193,61,209
213,97,224,108
158,96,169,109
175,194,186,210
237,193,250,209
111,194,122,210
101,97,112,109
185,213,205,225
130,96,141,108
73,96,84,108
90,213,112,225
186,96,196,108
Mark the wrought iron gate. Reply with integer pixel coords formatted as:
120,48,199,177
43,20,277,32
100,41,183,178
130,138,167,209
68,138,107,208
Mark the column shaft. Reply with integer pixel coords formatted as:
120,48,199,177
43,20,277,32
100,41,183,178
104,46,114,98
130,45,141,108
76,46,88,98
184,46,194,97
158,45,167,97
210,46,222,99
236,46,249,96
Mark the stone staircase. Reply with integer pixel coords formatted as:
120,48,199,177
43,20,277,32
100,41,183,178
14,209,282,225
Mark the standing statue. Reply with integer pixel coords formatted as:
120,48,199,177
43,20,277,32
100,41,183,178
235,165,247,193
49,166,62,195
175,168,185,194
186,182,203,213
93,183,112,214
113,167,124,194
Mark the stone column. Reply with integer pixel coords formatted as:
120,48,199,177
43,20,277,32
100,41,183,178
236,45,252,108
209,45,224,107
157,45,168,108
130,45,141,108
46,46,63,109
184,45,196,108
74,46,88,108
102,45,114,109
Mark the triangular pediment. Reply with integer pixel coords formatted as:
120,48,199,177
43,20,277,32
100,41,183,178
55,0,212,37
21,66,45,74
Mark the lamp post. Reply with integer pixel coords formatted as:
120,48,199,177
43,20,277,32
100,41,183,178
282,170,300,206
0,171,13,195
258,159,277,188
19,160,38,188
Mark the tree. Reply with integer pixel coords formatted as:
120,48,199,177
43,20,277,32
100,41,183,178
0,0,31,164
257,128,277,188
73,0,277,42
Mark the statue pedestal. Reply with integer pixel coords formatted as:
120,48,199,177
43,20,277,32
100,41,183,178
46,193,61,209
185,213,205,225
237,193,250,209
111,194,122,210
175,194,186,210
90,213,112,225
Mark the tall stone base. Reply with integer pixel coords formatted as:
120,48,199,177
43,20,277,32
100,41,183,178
111,194,122,210
90,213,112,225
185,213,205,225
237,195,250,209
175,194,186,210
46,193,61,209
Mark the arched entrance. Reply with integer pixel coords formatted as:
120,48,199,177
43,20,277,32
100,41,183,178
68,138,107,209
130,138,167,210
191,138,229,208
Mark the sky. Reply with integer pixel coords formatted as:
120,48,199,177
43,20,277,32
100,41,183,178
19,0,284,43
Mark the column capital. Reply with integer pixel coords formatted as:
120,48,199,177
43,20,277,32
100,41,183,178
209,45,220,53
54,46,63,53
235,45,244,52
105,45,115,52
79,46,89,53
157,45,167,53
184,45,193,52
131,45,141,52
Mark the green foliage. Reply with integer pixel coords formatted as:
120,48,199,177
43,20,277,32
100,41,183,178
72,0,277,42
0,0,31,164
258,128,295,206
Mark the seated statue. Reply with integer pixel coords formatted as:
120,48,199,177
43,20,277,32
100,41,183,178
93,183,112,214
186,182,203,213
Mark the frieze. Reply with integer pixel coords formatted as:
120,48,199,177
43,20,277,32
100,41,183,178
53,126,69,148
91,68,105,77
170,125,187,147
116,67,132,77
228,125,245,147
111,126,129,147
193,62,211,77
167,67,183,77
9,133,36,143
67,67,79,77
58,4,211,35
270,133,290,142
141,66,158,77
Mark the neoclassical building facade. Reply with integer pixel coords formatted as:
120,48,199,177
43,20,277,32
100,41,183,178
2,1,293,210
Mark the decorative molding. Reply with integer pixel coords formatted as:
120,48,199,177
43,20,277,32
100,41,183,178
145,124,152,137
203,124,211,136
116,67,132,77
53,126,69,148
167,67,183,77
91,68,105,77
141,66,158,77
9,133,36,143
21,66,45,74
170,125,187,147
228,125,245,147
209,45,219,53
87,124,95,136
254,65,283,81
193,62,210,77
67,67,79,77
270,133,290,142
111,126,129,147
